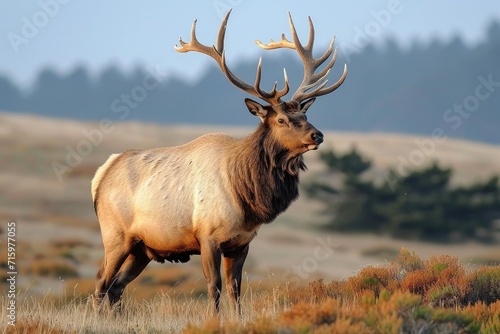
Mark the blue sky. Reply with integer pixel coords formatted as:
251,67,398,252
1,1,499,88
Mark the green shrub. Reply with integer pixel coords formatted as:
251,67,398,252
465,266,500,305
29,259,79,278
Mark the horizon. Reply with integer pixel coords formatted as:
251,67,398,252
1,1,500,88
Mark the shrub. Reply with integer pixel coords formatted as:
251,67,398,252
280,298,340,331
465,266,500,305
52,238,93,249
479,300,500,333
286,279,334,305
397,248,423,272
401,268,435,296
400,253,469,305
29,259,79,278
426,285,461,308
346,265,396,298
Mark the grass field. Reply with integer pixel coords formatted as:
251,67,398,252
1,249,499,333
0,112,499,333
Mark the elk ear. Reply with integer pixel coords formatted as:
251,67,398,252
299,98,316,114
245,98,268,122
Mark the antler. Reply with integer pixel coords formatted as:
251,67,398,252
175,9,289,106
256,13,347,103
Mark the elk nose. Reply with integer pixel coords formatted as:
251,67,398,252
312,131,324,144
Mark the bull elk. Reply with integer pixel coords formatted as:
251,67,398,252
92,10,346,315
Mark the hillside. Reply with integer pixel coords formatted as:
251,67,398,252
1,111,499,299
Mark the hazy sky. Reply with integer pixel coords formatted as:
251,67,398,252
1,1,499,88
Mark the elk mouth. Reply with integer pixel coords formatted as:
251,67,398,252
304,136,323,151
304,143,320,151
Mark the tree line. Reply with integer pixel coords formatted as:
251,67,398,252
1,21,500,143
304,147,500,243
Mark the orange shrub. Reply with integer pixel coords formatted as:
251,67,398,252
397,247,423,272
347,265,398,298
401,268,435,296
286,279,334,305
280,298,341,332
401,253,470,305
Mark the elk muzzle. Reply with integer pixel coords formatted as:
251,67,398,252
312,130,324,145
305,127,324,150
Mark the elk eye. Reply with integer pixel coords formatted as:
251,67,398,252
278,118,286,124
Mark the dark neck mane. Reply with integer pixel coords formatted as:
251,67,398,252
228,124,307,229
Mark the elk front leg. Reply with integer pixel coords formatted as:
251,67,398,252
200,239,222,315
223,244,249,317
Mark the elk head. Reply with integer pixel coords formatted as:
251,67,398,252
175,10,347,156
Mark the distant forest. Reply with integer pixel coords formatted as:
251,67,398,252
1,21,500,143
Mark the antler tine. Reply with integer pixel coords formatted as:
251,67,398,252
219,51,254,94
175,10,289,105
215,9,231,53
288,12,307,56
255,13,347,103
175,20,209,56
291,45,338,101
281,68,290,97
255,33,295,50
253,57,289,100
316,37,335,68
294,63,347,101
268,68,290,101
253,57,267,97
290,14,347,102
174,20,193,52
314,63,348,97
305,16,315,51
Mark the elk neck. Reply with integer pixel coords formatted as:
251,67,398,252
228,123,307,229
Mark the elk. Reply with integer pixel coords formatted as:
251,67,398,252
92,10,346,316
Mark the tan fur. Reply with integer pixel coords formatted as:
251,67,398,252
94,134,256,252
91,153,120,201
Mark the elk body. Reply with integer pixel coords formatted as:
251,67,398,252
92,10,346,315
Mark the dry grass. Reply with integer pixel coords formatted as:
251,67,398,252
2,249,500,333
2,114,500,332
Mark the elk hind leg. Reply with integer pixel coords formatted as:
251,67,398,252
108,244,151,307
94,238,133,312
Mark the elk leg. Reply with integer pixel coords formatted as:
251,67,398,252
107,244,151,306
94,239,132,311
223,244,249,317
200,239,222,315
